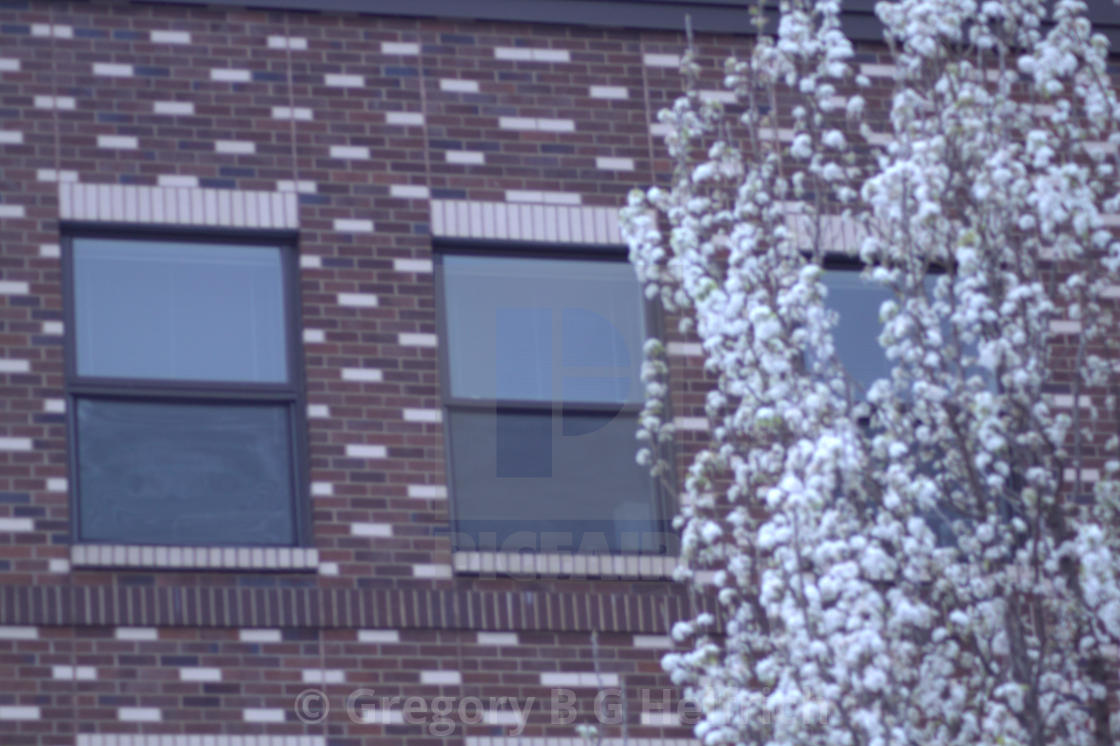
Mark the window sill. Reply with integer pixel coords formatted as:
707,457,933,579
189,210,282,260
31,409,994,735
70,544,319,571
452,551,677,579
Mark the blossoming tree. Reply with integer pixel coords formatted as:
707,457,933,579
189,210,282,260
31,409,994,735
622,0,1120,743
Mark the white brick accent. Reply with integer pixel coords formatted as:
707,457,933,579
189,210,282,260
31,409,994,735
357,629,400,643
0,626,37,639
118,707,161,722
386,111,424,126
699,89,736,104
74,544,316,571
506,190,581,205
640,712,680,726
58,183,299,229
179,667,222,682
97,135,138,149
279,180,317,193
46,477,67,492
330,145,370,159
351,519,392,537
40,244,61,258
440,78,480,93
403,408,441,423
1050,320,1082,334
453,551,676,579
541,672,620,687
382,41,420,54
430,200,623,245
303,329,325,343
667,342,703,356
37,169,78,182
325,73,364,87
595,156,634,171
589,85,628,99
390,184,430,199
362,709,405,724
447,150,485,165
44,399,65,413
272,106,313,120
333,218,374,232
268,35,308,50
860,63,898,77
52,665,97,680
211,68,251,82
0,518,33,531
0,59,20,72
643,53,680,67
476,632,518,645
346,444,388,459
399,333,437,347
633,635,672,648
494,47,570,63
0,359,29,373
34,96,75,110
0,437,32,451
412,564,453,579
31,23,72,38
408,484,447,499
319,562,340,576
0,205,26,218
48,559,70,573
150,30,191,44
674,416,709,431
337,292,378,307
243,708,284,723
302,669,346,684
0,130,23,144
421,670,462,685
215,140,255,154
114,627,158,641
239,628,281,643
341,368,383,382
307,404,329,418
157,174,199,187
483,710,524,726
0,706,40,720
498,116,574,132
311,482,333,497
394,258,433,273
0,281,28,294
1064,468,1100,483
93,63,134,77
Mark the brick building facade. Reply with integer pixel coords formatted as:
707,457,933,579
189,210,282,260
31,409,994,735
0,0,1117,743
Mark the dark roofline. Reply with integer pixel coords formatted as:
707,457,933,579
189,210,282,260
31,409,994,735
132,0,1120,50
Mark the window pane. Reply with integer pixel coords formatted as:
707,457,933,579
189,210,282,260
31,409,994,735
447,409,669,554
73,238,288,383
442,255,645,403
823,271,893,395
76,399,296,546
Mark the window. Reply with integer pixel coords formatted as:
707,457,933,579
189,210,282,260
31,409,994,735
65,234,306,547
437,250,670,555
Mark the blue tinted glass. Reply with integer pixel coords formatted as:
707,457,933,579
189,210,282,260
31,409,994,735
76,398,295,546
823,271,893,395
74,238,288,383
442,255,645,403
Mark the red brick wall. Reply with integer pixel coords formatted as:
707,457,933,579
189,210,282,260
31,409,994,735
0,0,1115,742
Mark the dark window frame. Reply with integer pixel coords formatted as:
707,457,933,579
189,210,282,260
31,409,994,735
434,239,675,556
62,224,311,548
